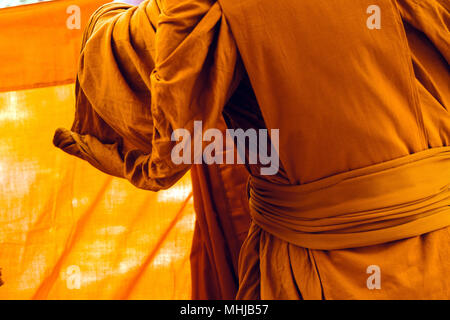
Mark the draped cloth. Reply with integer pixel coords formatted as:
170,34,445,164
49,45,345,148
53,0,250,299
54,0,450,299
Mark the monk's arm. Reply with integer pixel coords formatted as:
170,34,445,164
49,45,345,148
54,0,242,191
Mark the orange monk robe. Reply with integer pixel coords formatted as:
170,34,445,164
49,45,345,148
54,0,450,299
54,1,251,299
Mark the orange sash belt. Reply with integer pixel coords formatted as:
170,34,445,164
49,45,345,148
249,147,450,250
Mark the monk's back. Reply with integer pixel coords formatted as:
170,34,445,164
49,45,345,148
220,0,450,184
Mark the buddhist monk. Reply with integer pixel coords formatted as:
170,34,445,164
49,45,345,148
54,0,450,299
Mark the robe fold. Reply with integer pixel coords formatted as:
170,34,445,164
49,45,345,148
54,0,450,299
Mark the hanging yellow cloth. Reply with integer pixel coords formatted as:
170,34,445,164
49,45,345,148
0,0,199,300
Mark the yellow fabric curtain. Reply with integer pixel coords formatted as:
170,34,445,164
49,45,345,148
0,0,195,299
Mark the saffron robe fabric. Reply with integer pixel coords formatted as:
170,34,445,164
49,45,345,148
54,0,251,299
54,0,450,299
